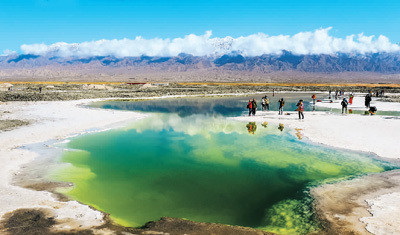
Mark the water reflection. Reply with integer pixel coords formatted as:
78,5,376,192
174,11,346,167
246,122,257,134
57,114,397,234
295,128,304,140
92,94,320,117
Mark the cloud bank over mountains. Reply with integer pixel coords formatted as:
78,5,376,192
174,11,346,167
20,28,400,58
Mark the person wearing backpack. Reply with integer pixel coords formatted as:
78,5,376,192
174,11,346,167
247,99,253,116
265,96,270,111
278,98,285,115
261,97,266,111
341,98,348,114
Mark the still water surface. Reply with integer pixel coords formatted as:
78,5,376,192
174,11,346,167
54,94,397,234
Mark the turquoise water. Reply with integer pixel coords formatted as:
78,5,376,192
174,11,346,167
91,94,400,117
55,112,396,234
91,94,321,117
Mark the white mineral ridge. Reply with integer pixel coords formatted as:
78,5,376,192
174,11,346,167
361,192,400,235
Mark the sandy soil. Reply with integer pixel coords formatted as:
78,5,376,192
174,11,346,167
234,94,400,234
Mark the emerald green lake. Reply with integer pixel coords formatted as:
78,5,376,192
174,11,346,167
54,104,396,234
52,95,396,234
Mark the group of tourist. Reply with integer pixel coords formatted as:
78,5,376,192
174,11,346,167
365,93,377,115
246,99,258,116
247,96,304,119
247,90,382,119
339,92,378,115
261,95,270,111
329,90,346,99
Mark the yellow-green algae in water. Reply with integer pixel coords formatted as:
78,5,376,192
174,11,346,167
53,114,394,234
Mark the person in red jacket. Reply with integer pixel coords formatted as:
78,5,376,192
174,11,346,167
349,94,354,105
247,100,253,116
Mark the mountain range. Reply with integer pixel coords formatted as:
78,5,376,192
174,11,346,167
1,52,400,82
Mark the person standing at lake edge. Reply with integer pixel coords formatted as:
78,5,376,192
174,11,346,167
296,99,304,119
261,97,266,111
252,98,257,116
349,94,354,105
265,96,270,111
311,94,316,105
247,100,253,116
341,98,348,114
261,96,270,111
278,98,285,115
365,94,372,108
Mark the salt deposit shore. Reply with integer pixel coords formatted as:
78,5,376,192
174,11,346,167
234,94,400,234
0,99,149,233
0,98,271,235
0,93,399,234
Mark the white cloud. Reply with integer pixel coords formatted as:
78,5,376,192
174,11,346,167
1,49,17,56
20,28,400,58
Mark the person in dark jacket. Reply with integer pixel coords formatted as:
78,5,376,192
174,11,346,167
278,98,285,115
365,94,372,108
369,106,377,115
252,99,257,116
341,98,348,114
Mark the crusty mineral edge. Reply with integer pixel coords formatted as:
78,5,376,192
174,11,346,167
0,99,148,233
234,94,400,234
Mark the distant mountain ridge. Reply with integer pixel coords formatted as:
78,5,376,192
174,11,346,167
2,51,400,74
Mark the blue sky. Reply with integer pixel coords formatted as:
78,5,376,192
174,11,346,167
1,0,399,53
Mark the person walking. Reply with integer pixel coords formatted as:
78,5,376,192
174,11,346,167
296,100,304,119
247,99,253,116
278,98,285,115
341,98,348,114
365,94,372,108
252,98,257,116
